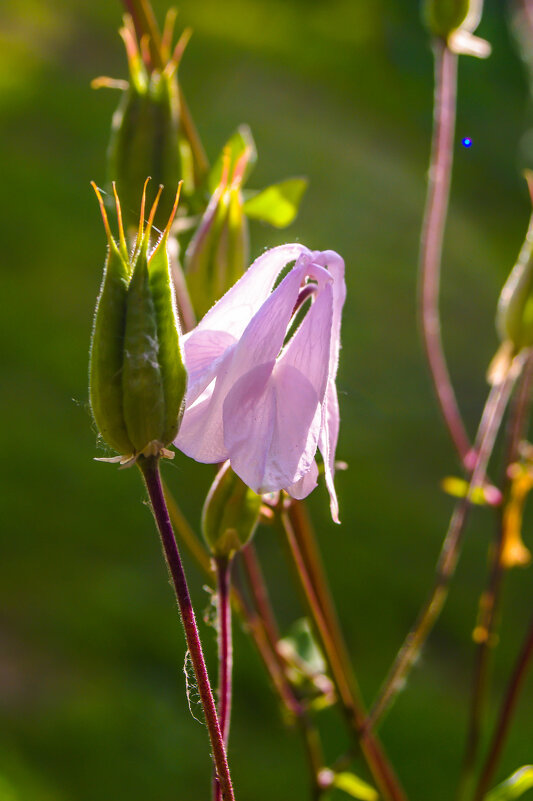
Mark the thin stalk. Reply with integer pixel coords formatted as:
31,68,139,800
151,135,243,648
213,556,233,801
164,485,329,798
138,456,235,801
420,39,472,467
241,542,281,653
456,356,533,801
474,609,533,801
368,369,519,731
288,501,359,705
279,511,408,801
216,556,233,747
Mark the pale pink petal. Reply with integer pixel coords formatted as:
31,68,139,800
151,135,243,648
223,362,320,493
286,460,319,500
318,380,341,523
183,329,236,405
279,281,333,403
192,244,311,341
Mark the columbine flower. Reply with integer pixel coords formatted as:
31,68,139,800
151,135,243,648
174,244,345,522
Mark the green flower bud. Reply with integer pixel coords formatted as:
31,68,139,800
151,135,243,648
185,147,250,319
89,180,187,463
202,462,262,558
94,14,206,231
496,171,533,354
422,0,490,57
422,0,470,37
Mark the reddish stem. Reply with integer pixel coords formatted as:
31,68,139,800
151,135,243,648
139,457,235,801
420,40,472,466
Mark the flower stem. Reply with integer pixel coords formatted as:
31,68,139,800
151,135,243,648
420,39,472,467
241,542,281,653
216,556,233,747
213,556,233,801
138,456,235,801
456,356,533,801
368,369,518,731
279,511,408,801
474,608,533,801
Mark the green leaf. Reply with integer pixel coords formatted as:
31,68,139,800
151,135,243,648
208,125,257,193
243,177,307,227
280,618,326,676
485,766,533,801
332,772,379,801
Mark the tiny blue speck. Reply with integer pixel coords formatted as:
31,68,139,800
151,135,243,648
462,137,472,148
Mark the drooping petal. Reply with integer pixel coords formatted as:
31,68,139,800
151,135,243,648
318,380,341,523
191,243,311,341
177,252,312,463
223,361,320,493
286,460,319,500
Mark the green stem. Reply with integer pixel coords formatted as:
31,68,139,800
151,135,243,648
138,456,235,801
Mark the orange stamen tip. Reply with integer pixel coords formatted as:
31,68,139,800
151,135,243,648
147,184,164,232
91,181,112,241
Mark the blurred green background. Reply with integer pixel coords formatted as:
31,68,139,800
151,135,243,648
2,0,533,798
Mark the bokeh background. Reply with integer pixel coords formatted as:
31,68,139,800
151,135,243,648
2,1,533,799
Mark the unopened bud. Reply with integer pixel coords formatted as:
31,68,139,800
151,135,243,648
422,0,490,57
96,14,202,230
89,180,187,462
496,171,533,354
202,462,262,557
185,147,250,319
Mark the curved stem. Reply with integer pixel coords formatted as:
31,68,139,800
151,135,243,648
474,609,533,801
138,456,235,801
279,511,408,801
456,356,533,801
368,369,518,730
241,542,280,653
420,39,472,466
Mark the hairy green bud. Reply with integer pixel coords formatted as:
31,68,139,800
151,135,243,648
89,181,187,464
496,172,533,354
202,462,262,558
94,14,206,230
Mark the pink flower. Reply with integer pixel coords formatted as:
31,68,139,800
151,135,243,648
175,244,346,522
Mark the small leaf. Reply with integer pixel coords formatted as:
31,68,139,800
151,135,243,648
332,772,379,801
485,766,533,801
209,125,257,193
440,476,499,506
243,178,308,228
280,618,326,676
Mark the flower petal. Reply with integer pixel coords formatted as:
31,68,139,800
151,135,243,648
286,460,319,499
192,243,311,341
223,361,320,493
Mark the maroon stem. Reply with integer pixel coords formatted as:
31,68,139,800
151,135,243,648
213,556,233,801
242,543,280,653
280,512,408,801
474,609,533,801
368,370,518,730
216,556,233,747
456,355,533,801
138,456,235,801
420,39,472,466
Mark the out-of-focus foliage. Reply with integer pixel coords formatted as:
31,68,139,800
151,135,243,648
1,1,533,800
